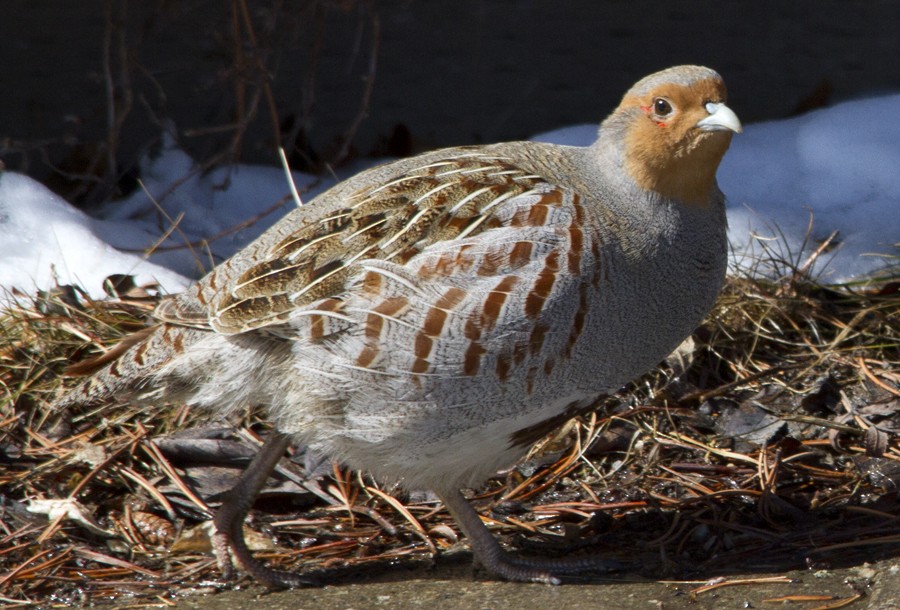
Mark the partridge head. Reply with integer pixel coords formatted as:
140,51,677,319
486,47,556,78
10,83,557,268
54,65,741,586
611,65,741,206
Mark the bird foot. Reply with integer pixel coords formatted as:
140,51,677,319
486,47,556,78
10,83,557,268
438,487,624,584
211,432,319,589
476,545,624,584
211,527,236,581
212,519,320,589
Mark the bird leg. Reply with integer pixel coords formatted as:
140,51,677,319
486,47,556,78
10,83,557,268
213,434,619,587
436,488,622,584
212,430,318,588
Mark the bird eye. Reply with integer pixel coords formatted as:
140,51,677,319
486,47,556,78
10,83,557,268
653,98,673,116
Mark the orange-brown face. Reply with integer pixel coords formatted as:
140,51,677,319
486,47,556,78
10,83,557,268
618,70,741,207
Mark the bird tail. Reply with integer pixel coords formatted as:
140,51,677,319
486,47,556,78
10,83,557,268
52,323,200,410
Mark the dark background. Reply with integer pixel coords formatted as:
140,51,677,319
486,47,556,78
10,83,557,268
1,0,898,205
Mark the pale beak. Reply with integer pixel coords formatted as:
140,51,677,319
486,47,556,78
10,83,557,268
698,102,743,134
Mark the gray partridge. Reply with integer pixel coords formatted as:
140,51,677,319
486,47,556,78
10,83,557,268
55,65,741,586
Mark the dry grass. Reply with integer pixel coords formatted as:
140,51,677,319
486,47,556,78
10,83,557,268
1,256,897,606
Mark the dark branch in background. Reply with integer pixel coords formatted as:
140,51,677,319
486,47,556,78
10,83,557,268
282,2,326,170
228,0,283,162
98,0,134,205
332,0,379,167
282,1,380,171
1,1,378,209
